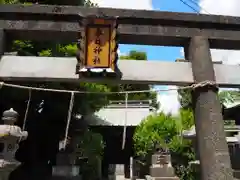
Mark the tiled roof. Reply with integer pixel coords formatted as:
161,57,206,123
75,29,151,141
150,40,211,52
182,125,240,143
85,101,153,126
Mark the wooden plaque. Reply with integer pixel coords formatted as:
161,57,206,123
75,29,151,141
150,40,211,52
77,17,119,75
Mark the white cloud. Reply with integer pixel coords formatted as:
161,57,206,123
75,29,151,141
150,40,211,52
199,0,240,65
157,86,180,115
91,0,153,10
158,1,240,114
199,0,240,16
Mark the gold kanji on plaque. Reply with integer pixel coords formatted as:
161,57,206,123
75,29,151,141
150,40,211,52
87,26,109,67
76,16,119,77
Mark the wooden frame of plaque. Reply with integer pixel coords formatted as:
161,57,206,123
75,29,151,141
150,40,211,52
76,15,120,78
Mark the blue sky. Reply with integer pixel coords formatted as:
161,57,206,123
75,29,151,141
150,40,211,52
119,0,199,62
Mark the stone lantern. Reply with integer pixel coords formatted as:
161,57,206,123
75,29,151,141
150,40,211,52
0,108,28,180
2,108,18,124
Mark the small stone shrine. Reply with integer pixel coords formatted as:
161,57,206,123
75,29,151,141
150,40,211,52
147,144,179,180
0,108,28,180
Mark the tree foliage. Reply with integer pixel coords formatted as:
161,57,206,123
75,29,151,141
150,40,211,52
219,90,240,104
178,88,240,110
133,109,196,180
76,130,104,179
177,88,193,110
120,50,147,60
133,109,194,156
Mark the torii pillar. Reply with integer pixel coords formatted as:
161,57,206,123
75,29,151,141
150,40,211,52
184,36,234,180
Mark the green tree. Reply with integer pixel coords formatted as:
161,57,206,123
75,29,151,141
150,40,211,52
120,50,147,60
133,109,196,180
76,130,104,179
178,88,192,110
219,90,240,104
178,88,240,110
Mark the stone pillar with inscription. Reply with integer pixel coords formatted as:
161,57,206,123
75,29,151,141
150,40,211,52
185,36,234,180
147,146,179,180
0,108,28,180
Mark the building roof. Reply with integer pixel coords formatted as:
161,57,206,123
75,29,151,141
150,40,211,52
85,100,153,126
223,101,240,109
182,125,240,143
222,101,240,121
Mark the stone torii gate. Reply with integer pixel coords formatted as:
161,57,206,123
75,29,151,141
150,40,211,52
0,4,240,180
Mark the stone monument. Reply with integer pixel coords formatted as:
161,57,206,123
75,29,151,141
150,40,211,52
147,144,179,180
52,118,89,180
0,108,28,180
52,138,85,180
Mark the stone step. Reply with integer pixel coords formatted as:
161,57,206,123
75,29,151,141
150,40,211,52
145,175,179,180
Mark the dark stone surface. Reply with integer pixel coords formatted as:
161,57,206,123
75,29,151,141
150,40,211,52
1,4,240,28
0,5,240,48
2,20,240,49
0,29,5,55
186,36,234,180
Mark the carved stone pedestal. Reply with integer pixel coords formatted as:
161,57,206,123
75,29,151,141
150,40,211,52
148,148,179,180
150,154,175,177
0,165,20,180
52,165,81,179
52,152,82,180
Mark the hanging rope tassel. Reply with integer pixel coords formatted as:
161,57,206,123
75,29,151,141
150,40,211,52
18,89,32,143
122,92,128,150
62,91,75,150
23,89,32,131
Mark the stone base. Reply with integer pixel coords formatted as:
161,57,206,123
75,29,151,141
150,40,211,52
145,175,179,180
52,166,79,177
0,167,17,180
150,166,175,177
233,170,240,179
0,170,11,180
108,175,125,180
152,177,179,180
0,161,19,180
51,175,82,180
